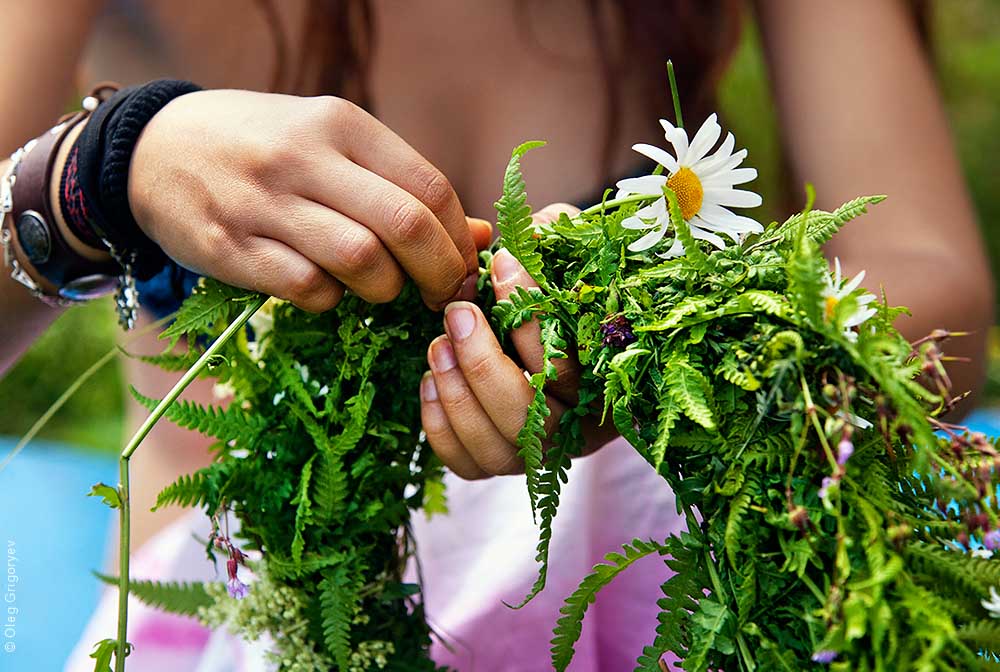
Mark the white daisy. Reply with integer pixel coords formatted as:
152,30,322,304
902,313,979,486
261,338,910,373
823,258,878,341
616,113,763,257
983,585,1000,618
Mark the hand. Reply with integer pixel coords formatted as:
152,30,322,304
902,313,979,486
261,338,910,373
419,204,619,479
128,90,492,311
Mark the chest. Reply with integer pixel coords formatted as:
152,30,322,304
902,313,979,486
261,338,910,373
85,0,657,215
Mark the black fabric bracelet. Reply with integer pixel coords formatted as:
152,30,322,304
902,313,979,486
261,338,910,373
67,79,201,280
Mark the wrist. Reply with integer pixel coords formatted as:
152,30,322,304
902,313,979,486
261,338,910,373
49,119,112,263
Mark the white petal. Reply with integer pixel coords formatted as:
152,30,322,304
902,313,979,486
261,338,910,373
702,167,757,188
657,238,686,258
664,126,690,165
698,148,748,179
628,225,669,252
621,215,657,230
699,204,764,233
689,224,727,249
685,113,722,165
615,175,667,196
703,188,763,209
833,258,843,285
841,270,867,295
631,143,679,173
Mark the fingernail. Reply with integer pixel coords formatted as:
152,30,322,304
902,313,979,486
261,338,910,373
431,338,457,372
492,249,517,283
421,372,438,401
445,303,477,341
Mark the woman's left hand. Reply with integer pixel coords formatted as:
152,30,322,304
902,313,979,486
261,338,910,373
419,204,619,480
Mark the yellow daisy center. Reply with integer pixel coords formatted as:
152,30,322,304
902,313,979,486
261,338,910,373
824,295,839,320
667,167,704,220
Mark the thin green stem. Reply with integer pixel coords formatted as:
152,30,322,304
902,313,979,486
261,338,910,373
122,296,265,460
113,295,265,670
578,193,656,218
667,60,684,130
0,312,175,473
115,458,130,672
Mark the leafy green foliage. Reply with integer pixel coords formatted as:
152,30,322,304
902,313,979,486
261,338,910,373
95,573,213,617
495,141,548,286
551,538,663,670
134,132,1000,672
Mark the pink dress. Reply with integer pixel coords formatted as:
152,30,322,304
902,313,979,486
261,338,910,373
66,438,685,671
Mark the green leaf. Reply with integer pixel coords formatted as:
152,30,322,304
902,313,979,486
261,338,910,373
684,598,736,670
160,279,258,346
551,539,664,671
130,386,267,443
422,476,449,519
87,482,121,510
290,454,317,564
89,638,118,672
319,563,365,670
664,352,715,430
777,195,886,246
663,185,712,274
495,141,548,287
95,573,213,617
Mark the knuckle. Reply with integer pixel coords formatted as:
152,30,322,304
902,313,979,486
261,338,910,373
462,352,497,384
285,265,328,303
387,198,430,245
314,95,358,124
414,167,454,214
481,449,521,476
340,230,384,273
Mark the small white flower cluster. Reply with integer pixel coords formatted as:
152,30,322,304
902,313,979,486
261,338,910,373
198,568,334,671
615,113,763,257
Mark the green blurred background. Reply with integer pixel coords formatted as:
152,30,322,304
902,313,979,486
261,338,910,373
1,1,998,454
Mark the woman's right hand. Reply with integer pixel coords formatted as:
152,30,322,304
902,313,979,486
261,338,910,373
128,90,488,311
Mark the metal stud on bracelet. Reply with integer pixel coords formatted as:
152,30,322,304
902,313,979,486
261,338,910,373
1,116,124,312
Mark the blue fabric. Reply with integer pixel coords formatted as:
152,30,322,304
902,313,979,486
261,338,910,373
136,261,201,320
0,439,116,670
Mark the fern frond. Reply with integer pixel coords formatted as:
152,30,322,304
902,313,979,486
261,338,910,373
160,280,258,346
319,563,364,669
777,195,886,246
551,539,663,671
95,573,212,617
154,469,214,510
664,352,715,430
663,185,713,274
130,386,267,442
495,141,547,286
290,454,316,564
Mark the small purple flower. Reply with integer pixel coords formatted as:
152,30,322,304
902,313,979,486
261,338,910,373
984,529,1000,551
227,577,250,600
811,650,838,664
836,438,854,466
225,556,250,599
600,315,637,348
818,476,837,502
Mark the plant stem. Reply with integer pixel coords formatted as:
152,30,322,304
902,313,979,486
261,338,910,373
122,296,266,460
113,295,265,670
578,193,655,218
114,458,130,672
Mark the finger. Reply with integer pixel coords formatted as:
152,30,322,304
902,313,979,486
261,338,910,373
272,199,406,304
239,237,345,312
532,202,581,226
491,248,581,403
305,158,468,307
442,302,563,443
324,100,479,275
468,216,495,250
427,335,523,476
420,372,489,480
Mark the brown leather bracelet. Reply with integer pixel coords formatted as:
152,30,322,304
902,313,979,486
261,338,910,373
1,111,119,305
